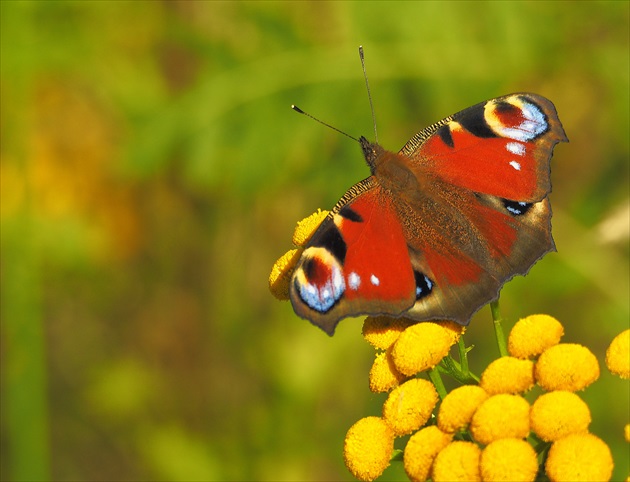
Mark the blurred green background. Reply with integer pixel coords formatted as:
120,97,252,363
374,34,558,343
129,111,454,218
1,1,628,481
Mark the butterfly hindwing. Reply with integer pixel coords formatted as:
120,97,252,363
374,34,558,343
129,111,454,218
401,192,554,323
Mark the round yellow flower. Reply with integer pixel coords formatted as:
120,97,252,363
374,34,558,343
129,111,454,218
470,394,530,445
480,356,535,395
391,322,455,376
545,433,613,482
530,391,591,442
268,248,301,300
508,314,564,359
343,416,394,481
606,329,630,379
480,438,538,482
432,441,481,482
625,423,630,443
535,343,600,391
369,350,407,393
437,385,489,433
292,209,328,246
403,425,452,482
434,320,465,345
362,316,412,350
382,378,438,436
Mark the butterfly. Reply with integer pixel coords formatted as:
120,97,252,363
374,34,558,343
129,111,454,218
289,93,567,335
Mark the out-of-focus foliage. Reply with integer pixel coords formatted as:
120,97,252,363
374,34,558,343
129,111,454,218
1,1,628,481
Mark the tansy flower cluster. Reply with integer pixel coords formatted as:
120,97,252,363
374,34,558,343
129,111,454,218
343,314,615,482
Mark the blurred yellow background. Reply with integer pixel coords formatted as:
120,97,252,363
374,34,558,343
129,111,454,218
1,1,628,481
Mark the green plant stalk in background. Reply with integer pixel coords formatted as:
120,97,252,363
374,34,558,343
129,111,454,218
2,217,50,481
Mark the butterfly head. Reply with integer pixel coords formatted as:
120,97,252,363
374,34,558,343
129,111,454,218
359,136,385,175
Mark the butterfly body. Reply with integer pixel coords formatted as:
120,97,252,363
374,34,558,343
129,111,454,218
290,93,567,335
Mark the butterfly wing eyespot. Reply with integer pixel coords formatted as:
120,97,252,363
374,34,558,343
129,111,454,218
293,247,346,314
414,271,434,300
484,97,549,142
502,199,533,216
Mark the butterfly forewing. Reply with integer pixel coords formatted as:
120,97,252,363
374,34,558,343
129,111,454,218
290,180,418,335
401,93,567,202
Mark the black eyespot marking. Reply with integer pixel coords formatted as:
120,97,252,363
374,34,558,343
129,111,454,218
303,257,316,280
436,124,454,148
339,205,363,223
502,199,533,216
495,101,519,115
414,271,434,300
452,103,498,138
312,226,347,263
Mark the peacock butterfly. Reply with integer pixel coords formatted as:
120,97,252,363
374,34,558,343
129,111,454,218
289,88,567,336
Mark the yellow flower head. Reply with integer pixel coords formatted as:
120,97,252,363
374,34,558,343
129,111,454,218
362,316,413,350
382,378,438,436
403,425,452,482
268,248,301,300
480,438,538,482
530,390,591,442
343,416,394,481
391,322,456,376
292,209,328,247
545,433,613,482
535,343,600,392
625,423,630,443
434,320,466,344
437,385,489,433
369,350,407,393
606,329,630,379
480,356,535,395
470,394,530,445
508,314,564,359
431,441,481,482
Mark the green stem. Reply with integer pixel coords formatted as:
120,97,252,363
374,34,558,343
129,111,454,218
457,336,469,376
429,366,448,399
490,299,508,357
440,355,480,384
2,217,50,481
528,433,551,459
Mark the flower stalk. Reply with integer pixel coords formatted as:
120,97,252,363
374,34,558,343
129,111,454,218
490,299,508,357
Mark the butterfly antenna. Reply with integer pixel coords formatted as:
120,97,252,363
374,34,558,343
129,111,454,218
359,45,378,143
291,105,359,143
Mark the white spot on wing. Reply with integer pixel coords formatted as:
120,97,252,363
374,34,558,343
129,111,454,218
332,266,345,292
370,274,380,286
348,272,361,290
506,142,526,156
509,160,521,171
